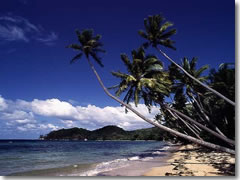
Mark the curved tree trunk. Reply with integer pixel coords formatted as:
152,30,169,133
86,57,235,155
163,104,235,146
155,47,235,106
167,109,203,140
189,92,227,137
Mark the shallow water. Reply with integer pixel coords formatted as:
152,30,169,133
0,140,168,176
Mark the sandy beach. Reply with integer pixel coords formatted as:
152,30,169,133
144,144,235,176
97,144,235,176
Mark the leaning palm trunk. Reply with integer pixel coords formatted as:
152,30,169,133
86,57,235,154
167,109,203,140
155,47,235,106
189,93,227,137
163,104,235,146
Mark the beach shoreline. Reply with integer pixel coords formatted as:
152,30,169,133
5,142,235,176
143,144,235,176
95,144,235,176
95,143,179,176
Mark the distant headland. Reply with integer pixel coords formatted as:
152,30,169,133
40,125,168,141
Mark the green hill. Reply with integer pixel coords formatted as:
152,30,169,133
41,125,166,141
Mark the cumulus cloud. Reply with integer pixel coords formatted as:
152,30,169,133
0,15,58,45
16,123,59,132
31,98,78,118
0,95,8,111
27,98,159,130
39,123,59,131
0,95,160,135
0,110,34,121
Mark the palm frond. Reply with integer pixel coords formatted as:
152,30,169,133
82,29,94,42
66,44,82,50
94,34,102,41
142,42,150,49
145,64,163,73
70,53,83,64
115,81,129,97
123,86,134,104
120,54,132,72
111,71,128,79
160,21,173,33
143,57,160,66
138,30,148,39
195,65,209,78
190,57,198,70
107,84,119,90
144,18,150,33
159,39,176,50
182,57,190,72
159,29,177,39
89,52,104,67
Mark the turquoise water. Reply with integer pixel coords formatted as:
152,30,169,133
0,140,168,176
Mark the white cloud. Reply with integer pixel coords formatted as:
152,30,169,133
0,25,28,42
0,95,8,111
0,95,160,134
0,15,58,45
61,120,75,128
35,32,58,45
39,123,59,131
16,123,58,132
16,119,34,124
17,124,36,131
0,110,34,121
28,99,158,130
17,126,27,131
31,98,78,118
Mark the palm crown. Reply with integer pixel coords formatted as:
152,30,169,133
138,14,177,49
110,47,171,108
170,57,209,95
66,29,105,67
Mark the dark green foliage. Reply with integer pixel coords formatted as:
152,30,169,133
169,57,209,95
42,125,167,141
203,64,235,140
44,127,90,140
158,61,235,146
110,47,171,109
67,29,105,67
138,14,177,49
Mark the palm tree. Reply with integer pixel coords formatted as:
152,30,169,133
110,47,171,109
110,47,234,152
67,29,234,154
138,15,235,106
181,58,229,136
205,63,235,139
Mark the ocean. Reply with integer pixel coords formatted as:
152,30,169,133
0,140,170,176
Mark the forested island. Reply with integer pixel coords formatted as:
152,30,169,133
40,125,168,141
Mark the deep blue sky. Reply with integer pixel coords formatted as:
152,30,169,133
0,0,235,138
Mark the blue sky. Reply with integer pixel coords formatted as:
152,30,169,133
0,0,235,138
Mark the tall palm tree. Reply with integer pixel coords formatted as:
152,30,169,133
138,15,235,106
205,63,235,139
170,57,229,138
110,47,171,109
110,47,234,150
67,29,234,154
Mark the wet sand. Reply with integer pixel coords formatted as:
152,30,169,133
97,144,235,176
144,144,235,176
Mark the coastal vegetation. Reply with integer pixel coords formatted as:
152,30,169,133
41,125,166,141
66,14,235,154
